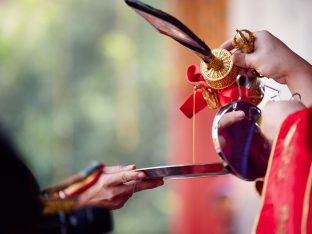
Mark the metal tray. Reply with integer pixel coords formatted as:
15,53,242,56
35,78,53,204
136,163,228,179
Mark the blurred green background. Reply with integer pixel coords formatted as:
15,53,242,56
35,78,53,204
0,0,169,233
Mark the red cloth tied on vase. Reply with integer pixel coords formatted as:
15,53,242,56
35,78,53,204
180,64,261,118
254,107,312,234
218,84,259,107
179,64,210,118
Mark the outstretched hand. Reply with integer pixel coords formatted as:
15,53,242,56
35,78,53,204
75,165,164,210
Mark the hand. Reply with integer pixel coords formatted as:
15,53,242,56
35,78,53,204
220,30,312,106
221,30,310,83
217,110,245,149
218,110,245,130
75,165,164,210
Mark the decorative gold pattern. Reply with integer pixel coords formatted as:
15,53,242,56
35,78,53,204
194,84,220,109
277,121,299,181
277,205,289,234
249,79,263,106
201,88,220,109
206,56,223,71
251,130,280,233
233,29,255,53
41,198,75,215
200,48,239,89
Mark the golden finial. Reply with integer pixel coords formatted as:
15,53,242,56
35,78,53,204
194,83,220,109
232,29,255,53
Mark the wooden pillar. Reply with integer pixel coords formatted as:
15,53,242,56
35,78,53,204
167,1,231,233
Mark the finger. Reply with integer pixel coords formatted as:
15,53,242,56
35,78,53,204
106,170,146,186
218,111,245,129
232,52,252,69
219,39,234,50
134,179,164,192
104,164,136,173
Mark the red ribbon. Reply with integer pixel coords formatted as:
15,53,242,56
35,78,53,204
218,84,256,106
179,64,209,118
180,90,209,118
180,64,259,118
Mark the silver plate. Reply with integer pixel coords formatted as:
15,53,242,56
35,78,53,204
136,163,228,179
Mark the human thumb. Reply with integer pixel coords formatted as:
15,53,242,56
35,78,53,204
232,52,251,69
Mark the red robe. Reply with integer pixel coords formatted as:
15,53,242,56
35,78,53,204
254,107,312,233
